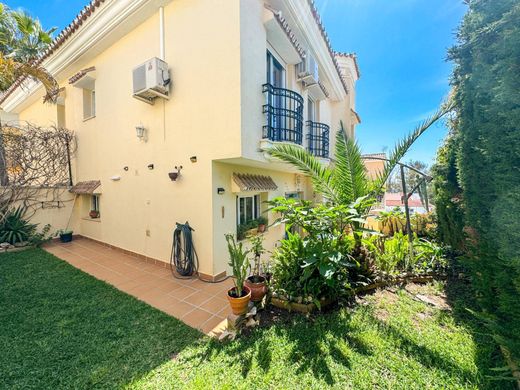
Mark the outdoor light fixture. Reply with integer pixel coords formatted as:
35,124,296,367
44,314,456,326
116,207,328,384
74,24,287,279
135,124,146,140
190,156,197,163
217,187,225,195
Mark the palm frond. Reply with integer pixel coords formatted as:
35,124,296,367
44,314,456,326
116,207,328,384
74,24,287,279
373,101,454,193
332,122,369,204
266,143,339,203
14,61,59,103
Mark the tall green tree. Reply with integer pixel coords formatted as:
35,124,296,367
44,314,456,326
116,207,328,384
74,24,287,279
0,3,58,102
436,0,520,362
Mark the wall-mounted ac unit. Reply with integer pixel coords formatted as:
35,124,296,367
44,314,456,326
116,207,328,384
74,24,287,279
297,53,319,85
132,57,170,104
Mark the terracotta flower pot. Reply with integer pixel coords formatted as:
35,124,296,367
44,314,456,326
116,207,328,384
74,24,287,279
227,286,251,315
257,224,266,233
244,276,268,302
89,210,99,218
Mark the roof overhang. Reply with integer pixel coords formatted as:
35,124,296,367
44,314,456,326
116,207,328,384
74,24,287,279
274,0,349,101
1,0,172,114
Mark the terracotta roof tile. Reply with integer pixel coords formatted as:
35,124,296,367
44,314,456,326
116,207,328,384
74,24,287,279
233,173,278,192
68,66,96,84
70,180,101,194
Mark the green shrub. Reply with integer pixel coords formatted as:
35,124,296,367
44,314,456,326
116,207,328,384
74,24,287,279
269,197,359,304
0,207,38,244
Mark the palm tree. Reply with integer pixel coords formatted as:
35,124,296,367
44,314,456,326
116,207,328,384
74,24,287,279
265,102,453,246
0,4,58,102
267,103,452,206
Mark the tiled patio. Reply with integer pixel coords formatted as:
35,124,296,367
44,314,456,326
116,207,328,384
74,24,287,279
43,238,234,335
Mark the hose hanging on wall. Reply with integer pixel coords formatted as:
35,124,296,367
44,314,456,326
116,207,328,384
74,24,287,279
170,221,229,283
170,222,198,277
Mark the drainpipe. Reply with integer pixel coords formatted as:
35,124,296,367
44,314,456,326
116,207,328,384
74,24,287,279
159,6,165,60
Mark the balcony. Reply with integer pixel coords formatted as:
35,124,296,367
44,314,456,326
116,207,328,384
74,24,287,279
307,121,330,158
262,83,304,145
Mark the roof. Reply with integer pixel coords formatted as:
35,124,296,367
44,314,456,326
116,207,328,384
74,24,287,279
334,51,361,79
385,193,423,208
0,0,106,105
306,0,358,94
68,66,96,84
362,153,386,160
233,173,278,192
351,108,361,124
265,6,306,60
70,180,101,194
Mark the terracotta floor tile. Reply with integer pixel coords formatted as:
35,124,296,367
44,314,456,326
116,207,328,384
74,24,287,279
167,286,198,300
181,308,214,330
199,296,229,315
163,300,197,319
182,291,215,307
44,240,230,333
201,315,227,334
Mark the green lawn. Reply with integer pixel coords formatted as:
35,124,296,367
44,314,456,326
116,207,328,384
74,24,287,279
0,249,512,389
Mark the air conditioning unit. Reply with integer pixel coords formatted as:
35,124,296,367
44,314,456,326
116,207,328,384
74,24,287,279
132,57,170,104
297,53,319,84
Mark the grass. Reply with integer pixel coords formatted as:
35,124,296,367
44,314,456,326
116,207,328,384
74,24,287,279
0,249,513,389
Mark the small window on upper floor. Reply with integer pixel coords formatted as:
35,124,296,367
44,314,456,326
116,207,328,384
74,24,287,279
83,87,95,120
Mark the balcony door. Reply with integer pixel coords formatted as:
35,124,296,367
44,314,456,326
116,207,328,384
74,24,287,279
267,51,286,139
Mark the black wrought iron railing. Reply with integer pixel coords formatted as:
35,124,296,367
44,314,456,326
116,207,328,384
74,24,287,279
307,121,330,158
262,83,304,145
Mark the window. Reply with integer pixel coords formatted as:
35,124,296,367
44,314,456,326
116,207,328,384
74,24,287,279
266,51,285,88
91,194,100,213
237,194,260,225
307,98,318,122
83,87,95,120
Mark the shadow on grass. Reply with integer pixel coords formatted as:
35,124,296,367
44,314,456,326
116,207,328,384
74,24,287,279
0,249,203,389
185,307,374,386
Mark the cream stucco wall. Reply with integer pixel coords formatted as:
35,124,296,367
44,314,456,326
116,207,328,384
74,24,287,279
11,0,357,277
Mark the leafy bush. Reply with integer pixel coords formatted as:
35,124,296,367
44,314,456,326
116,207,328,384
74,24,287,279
363,233,447,275
376,208,405,236
269,198,359,304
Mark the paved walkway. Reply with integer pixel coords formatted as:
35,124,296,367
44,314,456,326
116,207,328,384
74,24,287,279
44,238,233,334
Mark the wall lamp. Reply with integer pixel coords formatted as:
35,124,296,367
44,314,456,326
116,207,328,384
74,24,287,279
135,124,146,141
217,187,225,195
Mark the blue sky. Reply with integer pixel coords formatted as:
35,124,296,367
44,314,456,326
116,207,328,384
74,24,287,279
9,0,466,164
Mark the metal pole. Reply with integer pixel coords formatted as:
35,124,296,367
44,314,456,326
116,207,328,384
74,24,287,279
400,165,414,266
66,137,73,186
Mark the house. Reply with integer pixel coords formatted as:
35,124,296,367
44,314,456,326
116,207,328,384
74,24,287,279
0,0,360,280
384,192,428,214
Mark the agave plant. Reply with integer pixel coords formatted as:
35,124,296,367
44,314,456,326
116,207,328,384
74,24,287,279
0,5,58,102
0,206,37,244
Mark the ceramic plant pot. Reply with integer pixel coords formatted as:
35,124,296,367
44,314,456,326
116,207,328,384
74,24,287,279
257,224,266,233
227,286,251,315
59,232,73,243
244,275,268,302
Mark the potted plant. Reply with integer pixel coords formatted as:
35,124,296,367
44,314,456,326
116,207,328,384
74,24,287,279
225,234,251,315
256,216,268,233
89,210,100,219
244,235,268,302
58,229,73,243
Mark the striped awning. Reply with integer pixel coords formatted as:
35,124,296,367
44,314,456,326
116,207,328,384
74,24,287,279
232,173,278,192
70,180,101,194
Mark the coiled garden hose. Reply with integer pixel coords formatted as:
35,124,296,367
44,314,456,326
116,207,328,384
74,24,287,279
170,221,229,283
